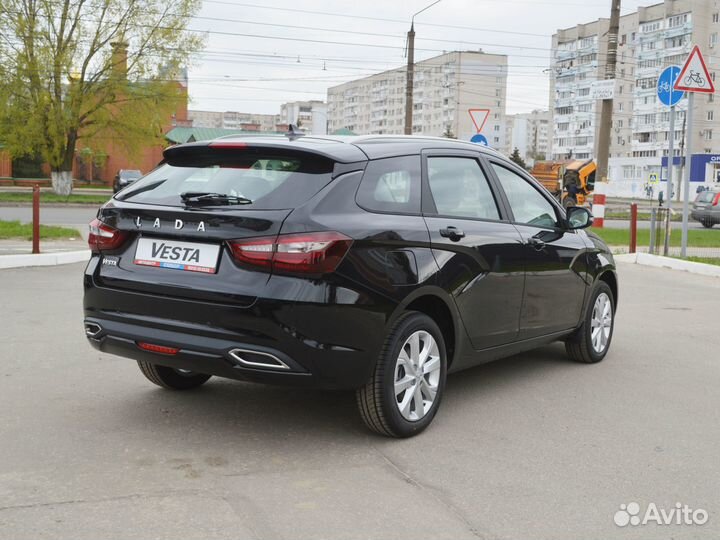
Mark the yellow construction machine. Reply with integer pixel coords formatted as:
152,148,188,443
530,159,597,208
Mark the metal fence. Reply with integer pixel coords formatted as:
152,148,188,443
644,207,720,262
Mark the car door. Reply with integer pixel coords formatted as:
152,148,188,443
486,159,589,339
421,151,526,350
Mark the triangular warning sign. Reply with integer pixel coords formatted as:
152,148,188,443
468,109,490,133
674,45,715,93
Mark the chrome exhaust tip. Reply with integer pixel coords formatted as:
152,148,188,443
84,322,102,337
228,348,290,370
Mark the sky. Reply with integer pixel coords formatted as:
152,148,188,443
185,0,654,116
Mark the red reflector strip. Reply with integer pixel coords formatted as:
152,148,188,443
136,342,180,355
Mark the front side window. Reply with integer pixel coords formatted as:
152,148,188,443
427,157,500,220
491,164,558,228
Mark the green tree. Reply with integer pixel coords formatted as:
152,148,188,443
442,125,456,139
0,0,204,194
509,148,527,169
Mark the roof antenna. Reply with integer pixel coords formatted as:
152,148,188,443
285,124,305,140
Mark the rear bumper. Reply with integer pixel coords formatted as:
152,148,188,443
84,317,317,386
83,275,388,390
691,209,719,223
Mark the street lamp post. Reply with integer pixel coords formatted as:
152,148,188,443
404,0,443,135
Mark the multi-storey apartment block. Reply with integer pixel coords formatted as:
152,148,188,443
551,0,720,198
327,51,508,146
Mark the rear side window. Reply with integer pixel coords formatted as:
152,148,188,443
117,150,334,210
356,155,421,214
697,191,716,203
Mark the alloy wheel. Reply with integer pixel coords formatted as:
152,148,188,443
590,292,613,354
394,330,441,421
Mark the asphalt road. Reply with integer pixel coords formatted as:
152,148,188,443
0,206,97,239
603,218,707,230
1,262,719,540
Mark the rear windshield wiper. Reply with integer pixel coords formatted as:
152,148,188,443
180,192,253,206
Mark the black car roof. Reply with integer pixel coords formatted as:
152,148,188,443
164,134,503,164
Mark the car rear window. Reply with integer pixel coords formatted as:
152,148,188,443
697,191,717,203
117,150,334,209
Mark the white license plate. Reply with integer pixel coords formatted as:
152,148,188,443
134,237,220,274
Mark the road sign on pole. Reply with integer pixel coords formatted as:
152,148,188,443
674,46,716,256
657,66,684,106
468,109,490,134
674,45,715,93
470,133,489,146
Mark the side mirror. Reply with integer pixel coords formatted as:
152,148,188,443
566,206,593,230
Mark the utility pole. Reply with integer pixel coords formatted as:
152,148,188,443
676,112,687,202
404,25,415,135
404,0,442,136
595,0,621,183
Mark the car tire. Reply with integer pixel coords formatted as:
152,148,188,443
702,221,714,229
356,311,447,438
137,360,211,390
565,282,615,364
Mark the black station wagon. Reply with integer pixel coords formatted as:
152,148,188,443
83,135,618,437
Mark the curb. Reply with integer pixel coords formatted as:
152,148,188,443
0,250,90,270
615,252,720,278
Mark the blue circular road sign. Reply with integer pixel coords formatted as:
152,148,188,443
470,133,489,146
657,66,684,107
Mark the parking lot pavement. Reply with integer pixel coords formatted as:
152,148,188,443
1,262,719,540
0,206,96,239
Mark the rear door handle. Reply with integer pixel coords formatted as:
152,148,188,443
440,226,465,241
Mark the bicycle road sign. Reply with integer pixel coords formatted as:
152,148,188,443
657,66,684,106
674,45,715,93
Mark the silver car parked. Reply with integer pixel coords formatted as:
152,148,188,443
690,189,720,228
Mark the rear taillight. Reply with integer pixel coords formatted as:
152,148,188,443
88,218,128,253
228,231,352,275
713,193,720,206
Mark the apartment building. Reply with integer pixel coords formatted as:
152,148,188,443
327,51,508,146
503,110,552,165
279,101,328,135
551,0,720,198
188,110,282,132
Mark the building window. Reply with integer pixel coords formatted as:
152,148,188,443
636,77,658,89
711,33,719,47
705,129,713,141
667,13,689,28
623,166,637,180
709,111,714,121
714,13,719,23
640,20,661,33
665,35,690,48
